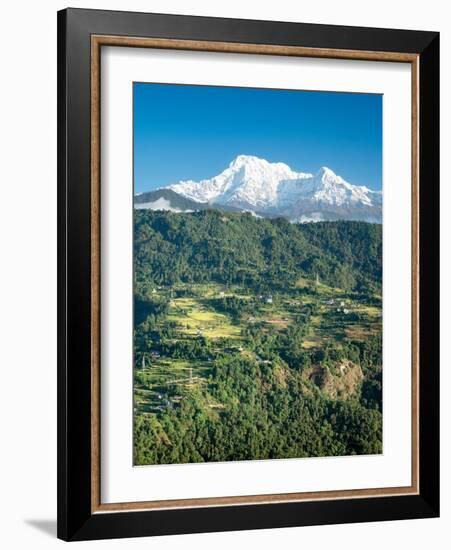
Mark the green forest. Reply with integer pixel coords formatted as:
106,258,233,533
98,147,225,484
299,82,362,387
133,210,383,465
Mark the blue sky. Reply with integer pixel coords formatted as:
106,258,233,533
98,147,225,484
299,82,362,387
134,82,382,194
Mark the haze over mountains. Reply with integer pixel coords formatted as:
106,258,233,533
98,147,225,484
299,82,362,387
134,155,382,223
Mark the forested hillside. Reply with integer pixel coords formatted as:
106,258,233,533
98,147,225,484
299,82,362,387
134,210,382,295
133,210,383,465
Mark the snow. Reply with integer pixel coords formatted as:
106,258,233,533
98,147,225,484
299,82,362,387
291,167,378,208
169,155,311,208
153,155,382,222
134,197,193,213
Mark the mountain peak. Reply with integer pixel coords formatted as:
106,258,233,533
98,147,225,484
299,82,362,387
228,154,268,170
316,166,338,179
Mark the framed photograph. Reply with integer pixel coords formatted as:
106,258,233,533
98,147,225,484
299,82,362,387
57,8,439,541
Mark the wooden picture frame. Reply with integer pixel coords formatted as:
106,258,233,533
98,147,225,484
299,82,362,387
58,7,439,541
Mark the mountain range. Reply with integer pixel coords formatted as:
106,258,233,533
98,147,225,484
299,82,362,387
134,155,382,223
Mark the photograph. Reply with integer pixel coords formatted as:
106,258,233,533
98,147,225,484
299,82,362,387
132,82,384,466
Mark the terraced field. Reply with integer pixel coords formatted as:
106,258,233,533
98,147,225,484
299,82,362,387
134,281,381,416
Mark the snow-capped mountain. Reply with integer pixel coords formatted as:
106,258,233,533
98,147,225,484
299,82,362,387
169,155,312,211
135,155,382,223
280,166,382,223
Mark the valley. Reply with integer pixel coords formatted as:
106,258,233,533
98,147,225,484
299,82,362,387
133,210,383,465
134,281,381,415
